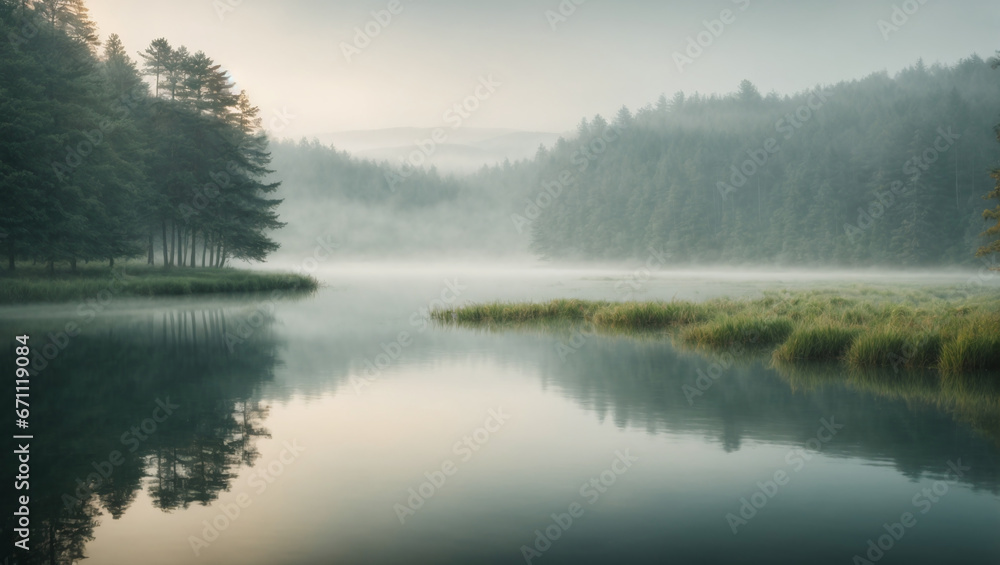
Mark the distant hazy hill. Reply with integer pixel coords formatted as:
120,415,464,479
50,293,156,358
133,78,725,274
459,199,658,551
313,128,563,172
274,57,1000,267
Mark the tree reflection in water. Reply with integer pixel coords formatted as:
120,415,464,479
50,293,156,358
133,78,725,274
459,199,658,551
0,303,280,565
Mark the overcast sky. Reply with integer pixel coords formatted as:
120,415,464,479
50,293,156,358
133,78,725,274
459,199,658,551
85,0,999,138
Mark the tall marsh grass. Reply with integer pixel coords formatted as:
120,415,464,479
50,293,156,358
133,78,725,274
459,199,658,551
433,287,1000,375
773,326,860,362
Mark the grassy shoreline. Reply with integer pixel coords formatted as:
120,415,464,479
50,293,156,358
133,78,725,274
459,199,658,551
0,264,319,304
431,288,1000,375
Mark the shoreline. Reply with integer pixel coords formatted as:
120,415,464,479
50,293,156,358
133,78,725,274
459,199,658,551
431,288,1000,375
0,265,319,305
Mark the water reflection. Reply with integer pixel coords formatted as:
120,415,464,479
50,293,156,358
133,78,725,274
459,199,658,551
451,323,1000,494
1,286,998,564
1,303,280,565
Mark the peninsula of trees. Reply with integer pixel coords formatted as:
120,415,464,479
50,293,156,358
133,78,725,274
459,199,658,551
1,0,283,272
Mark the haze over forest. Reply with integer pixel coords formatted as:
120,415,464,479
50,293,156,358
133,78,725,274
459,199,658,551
3,0,1000,269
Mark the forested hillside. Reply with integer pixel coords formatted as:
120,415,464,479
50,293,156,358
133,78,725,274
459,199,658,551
521,57,1000,266
268,139,539,258
272,55,1000,266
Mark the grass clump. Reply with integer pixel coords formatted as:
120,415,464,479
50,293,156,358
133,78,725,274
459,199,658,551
439,299,604,324
774,326,860,362
591,301,710,329
846,329,941,370
682,316,794,349
940,330,1000,375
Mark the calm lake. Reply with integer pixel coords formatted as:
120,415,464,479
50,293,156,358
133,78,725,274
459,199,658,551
3,266,999,565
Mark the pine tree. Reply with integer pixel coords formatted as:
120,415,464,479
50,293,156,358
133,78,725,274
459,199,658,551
34,0,98,50
0,0,49,270
976,52,1000,266
976,165,1000,264
138,38,172,98
102,34,142,96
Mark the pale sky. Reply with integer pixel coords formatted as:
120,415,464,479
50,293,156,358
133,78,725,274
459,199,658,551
85,0,1000,138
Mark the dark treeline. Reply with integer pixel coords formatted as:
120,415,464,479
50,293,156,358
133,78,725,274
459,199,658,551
0,0,282,272
518,56,1000,265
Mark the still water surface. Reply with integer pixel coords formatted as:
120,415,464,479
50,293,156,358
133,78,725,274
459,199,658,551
2,267,998,564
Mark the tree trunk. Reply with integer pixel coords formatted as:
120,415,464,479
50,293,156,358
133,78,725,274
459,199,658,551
191,229,198,268
161,221,169,267
148,230,155,265
208,235,215,268
47,259,54,275
178,227,186,267
169,222,176,267
70,258,77,272
109,257,114,268
201,232,208,267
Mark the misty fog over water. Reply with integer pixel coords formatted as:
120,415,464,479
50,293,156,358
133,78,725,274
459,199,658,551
4,271,1000,564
